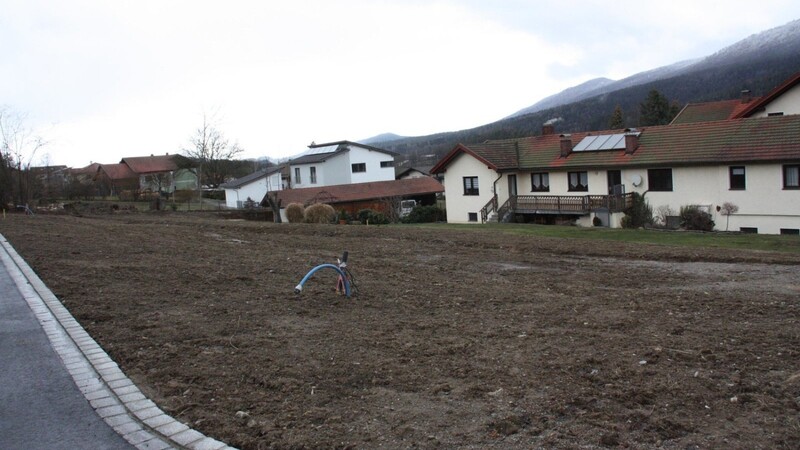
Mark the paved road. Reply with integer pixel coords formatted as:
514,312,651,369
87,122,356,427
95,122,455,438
0,256,134,449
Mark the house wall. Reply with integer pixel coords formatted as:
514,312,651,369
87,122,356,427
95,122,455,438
441,153,498,224
348,147,396,184
642,164,800,234
749,84,800,118
224,172,284,209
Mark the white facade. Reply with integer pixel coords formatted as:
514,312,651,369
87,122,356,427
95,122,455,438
749,83,800,118
223,170,283,209
441,156,800,234
440,153,499,224
289,145,396,189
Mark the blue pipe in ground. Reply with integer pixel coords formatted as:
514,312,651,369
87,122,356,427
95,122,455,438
294,263,351,297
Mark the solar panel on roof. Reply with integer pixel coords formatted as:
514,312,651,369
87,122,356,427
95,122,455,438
573,133,629,152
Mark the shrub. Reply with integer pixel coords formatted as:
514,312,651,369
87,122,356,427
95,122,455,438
654,204,675,226
402,205,446,223
592,216,602,227
286,202,305,223
357,208,390,225
679,205,715,231
622,192,653,228
304,203,336,223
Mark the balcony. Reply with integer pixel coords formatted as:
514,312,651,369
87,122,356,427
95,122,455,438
482,193,633,223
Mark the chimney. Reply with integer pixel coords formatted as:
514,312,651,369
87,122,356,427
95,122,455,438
741,89,752,103
559,134,572,158
542,124,555,136
624,130,639,155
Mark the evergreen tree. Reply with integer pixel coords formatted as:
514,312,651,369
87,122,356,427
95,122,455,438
608,105,625,129
639,90,681,126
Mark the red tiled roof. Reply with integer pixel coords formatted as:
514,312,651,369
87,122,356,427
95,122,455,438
670,98,760,125
430,143,517,174
274,177,443,206
98,163,137,180
441,114,800,172
121,155,193,174
734,71,800,118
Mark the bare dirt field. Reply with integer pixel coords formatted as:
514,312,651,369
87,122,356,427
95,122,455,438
2,212,799,449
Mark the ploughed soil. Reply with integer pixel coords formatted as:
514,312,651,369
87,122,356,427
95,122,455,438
2,212,800,449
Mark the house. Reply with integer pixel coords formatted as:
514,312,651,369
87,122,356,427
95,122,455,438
221,165,287,209
263,177,444,222
395,165,435,180
120,154,198,194
430,73,800,235
90,154,199,198
288,141,398,189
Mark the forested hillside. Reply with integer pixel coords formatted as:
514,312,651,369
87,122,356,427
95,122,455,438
374,19,800,166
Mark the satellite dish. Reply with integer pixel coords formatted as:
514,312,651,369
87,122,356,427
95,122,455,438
631,174,643,187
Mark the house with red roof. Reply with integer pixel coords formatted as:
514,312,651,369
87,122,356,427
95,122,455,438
91,154,198,198
430,73,800,235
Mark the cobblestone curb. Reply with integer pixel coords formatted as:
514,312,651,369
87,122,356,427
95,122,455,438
0,235,236,450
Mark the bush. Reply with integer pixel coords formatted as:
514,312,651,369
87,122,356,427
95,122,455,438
304,203,336,224
357,208,389,225
402,205,446,223
622,192,653,228
286,203,305,223
679,205,715,231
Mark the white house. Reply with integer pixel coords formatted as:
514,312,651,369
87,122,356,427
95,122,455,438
288,141,398,189
430,72,800,235
221,165,286,209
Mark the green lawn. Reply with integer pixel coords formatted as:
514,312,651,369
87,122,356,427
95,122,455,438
412,222,800,254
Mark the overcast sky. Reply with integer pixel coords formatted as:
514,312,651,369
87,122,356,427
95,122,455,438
3,0,800,168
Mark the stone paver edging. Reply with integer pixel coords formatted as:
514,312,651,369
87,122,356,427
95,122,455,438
0,235,236,450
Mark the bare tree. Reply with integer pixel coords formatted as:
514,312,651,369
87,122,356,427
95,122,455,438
0,107,47,206
182,113,244,188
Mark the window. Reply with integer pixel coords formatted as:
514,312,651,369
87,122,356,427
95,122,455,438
310,166,317,184
531,172,550,192
767,112,784,117
294,167,301,184
780,228,799,235
380,161,394,168
648,168,673,191
351,163,366,173
784,165,800,189
740,227,758,234
729,166,745,190
463,176,479,195
568,171,588,192
468,212,478,222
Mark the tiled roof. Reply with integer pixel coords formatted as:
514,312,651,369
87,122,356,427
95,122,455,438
220,166,284,189
670,99,759,124
121,154,194,174
272,177,443,206
98,163,137,180
439,114,800,172
430,142,519,174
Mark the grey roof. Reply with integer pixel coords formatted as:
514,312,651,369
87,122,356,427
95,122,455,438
220,166,283,189
289,140,398,165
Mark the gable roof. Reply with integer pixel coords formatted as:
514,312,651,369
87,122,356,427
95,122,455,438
271,177,443,206
430,143,518,174
734,71,800,118
289,140,398,165
97,163,137,180
220,165,285,189
434,114,800,173
670,99,759,125
120,154,194,174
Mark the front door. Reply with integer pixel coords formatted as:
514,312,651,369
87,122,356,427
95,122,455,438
607,170,622,195
508,174,518,197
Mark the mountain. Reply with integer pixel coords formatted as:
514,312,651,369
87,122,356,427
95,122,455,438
508,77,614,118
377,18,800,164
359,133,406,145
